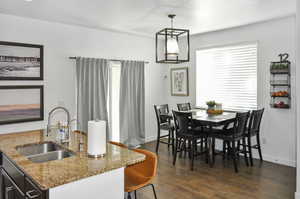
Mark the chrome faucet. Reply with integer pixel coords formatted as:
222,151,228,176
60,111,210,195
46,106,71,138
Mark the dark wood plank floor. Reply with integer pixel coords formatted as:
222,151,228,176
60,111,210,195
137,141,296,199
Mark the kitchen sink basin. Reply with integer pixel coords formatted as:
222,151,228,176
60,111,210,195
16,142,63,156
27,150,75,163
16,142,75,163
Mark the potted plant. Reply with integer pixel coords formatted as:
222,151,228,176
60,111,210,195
206,101,216,110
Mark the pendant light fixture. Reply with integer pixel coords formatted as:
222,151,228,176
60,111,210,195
156,14,190,64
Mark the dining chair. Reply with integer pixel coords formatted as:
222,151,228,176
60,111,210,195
172,110,208,171
109,142,158,199
154,104,175,154
246,108,265,166
212,111,250,172
178,103,206,154
177,103,192,111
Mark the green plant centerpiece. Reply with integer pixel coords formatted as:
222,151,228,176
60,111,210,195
206,100,216,110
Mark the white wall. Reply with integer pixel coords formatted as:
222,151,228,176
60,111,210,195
166,16,297,167
0,13,167,141
295,1,300,198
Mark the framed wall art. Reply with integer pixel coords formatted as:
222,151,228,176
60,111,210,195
0,85,44,125
170,67,189,96
0,41,43,80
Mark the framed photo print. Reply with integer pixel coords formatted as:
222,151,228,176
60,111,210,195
0,41,43,80
170,67,189,96
0,85,44,125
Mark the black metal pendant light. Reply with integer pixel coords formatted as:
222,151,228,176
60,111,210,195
155,14,190,64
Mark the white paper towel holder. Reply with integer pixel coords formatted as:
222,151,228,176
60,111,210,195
87,118,106,159
88,153,105,158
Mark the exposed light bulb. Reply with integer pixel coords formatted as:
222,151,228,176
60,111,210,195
24,0,33,2
166,37,179,57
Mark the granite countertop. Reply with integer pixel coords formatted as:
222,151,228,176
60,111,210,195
0,130,145,190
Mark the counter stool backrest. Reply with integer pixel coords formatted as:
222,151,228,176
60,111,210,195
248,108,264,135
154,104,170,125
233,111,250,138
177,103,192,111
172,110,193,134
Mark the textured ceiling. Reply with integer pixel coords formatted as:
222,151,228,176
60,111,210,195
0,0,296,37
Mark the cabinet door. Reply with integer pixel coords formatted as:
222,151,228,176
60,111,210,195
24,178,41,199
2,169,24,199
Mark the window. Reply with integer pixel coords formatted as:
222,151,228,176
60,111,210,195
108,61,121,142
196,43,257,111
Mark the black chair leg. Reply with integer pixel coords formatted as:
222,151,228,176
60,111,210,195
256,134,263,162
222,140,226,160
237,141,241,160
205,138,209,164
190,139,195,171
155,129,161,153
200,138,203,152
150,184,158,199
227,141,231,160
167,130,171,149
173,138,179,166
248,136,253,166
212,138,216,165
171,129,175,155
128,192,132,199
242,138,249,166
232,141,238,173
134,190,137,199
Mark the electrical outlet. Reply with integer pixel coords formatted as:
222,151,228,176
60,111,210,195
262,138,266,144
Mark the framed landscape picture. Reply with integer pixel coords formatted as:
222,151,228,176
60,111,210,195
0,85,44,125
0,41,43,80
171,67,189,96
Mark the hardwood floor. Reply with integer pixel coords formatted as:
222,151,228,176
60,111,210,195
137,141,296,199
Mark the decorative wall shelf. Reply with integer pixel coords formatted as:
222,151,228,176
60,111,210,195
270,53,291,109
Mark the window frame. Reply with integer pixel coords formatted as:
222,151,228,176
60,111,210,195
195,41,259,111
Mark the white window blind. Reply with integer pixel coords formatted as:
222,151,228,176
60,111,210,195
196,43,257,111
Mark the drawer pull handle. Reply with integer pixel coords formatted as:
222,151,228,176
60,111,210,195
5,186,13,199
26,190,40,199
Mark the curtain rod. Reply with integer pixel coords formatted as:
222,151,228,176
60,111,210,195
69,56,149,64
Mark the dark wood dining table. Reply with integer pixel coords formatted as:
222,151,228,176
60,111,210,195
161,109,236,167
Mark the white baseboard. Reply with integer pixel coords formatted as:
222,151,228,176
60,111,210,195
295,192,300,199
256,154,296,167
145,135,157,143
145,132,169,143
144,137,296,167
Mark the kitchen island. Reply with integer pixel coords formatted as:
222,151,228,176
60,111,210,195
0,130,145,199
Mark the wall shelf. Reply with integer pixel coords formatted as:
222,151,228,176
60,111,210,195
270,55,291,109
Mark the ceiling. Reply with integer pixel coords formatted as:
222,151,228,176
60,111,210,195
0,0,296,37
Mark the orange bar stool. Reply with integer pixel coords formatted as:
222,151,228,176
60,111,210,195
125,149,158,199
109,142,158,199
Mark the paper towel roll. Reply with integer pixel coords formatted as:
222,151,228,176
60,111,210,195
88,120,107,157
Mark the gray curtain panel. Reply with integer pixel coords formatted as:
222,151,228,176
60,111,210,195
119,61,145,147
76,57,109,133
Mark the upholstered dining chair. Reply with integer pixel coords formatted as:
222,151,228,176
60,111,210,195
177,103,207,154
177,103,192,111
212,112,250,173
109,142,158,199
246,108,264,166
172,110,208,171
154,104,174,154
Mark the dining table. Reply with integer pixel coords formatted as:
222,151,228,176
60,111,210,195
161,109,237,167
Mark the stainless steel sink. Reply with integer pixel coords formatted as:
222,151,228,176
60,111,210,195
16,142,75,163
27,150,75,163
16,142,63,156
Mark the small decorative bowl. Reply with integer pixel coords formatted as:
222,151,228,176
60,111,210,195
206,109,224,115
